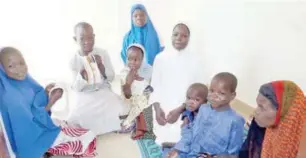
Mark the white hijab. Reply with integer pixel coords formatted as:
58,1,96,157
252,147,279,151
125,43,153,81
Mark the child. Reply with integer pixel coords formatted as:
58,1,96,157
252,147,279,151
162,83,208,152
68,22,125,135
120,43,163,157
167,72,245,158
0,47,96,158
180,83,208,128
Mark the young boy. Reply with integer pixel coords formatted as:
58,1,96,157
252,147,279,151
167,72,245,158
120,43,163,157
180,83,208,128
67,22,125,135
162,83,208,152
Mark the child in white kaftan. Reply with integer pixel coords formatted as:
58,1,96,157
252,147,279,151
67,22,125,135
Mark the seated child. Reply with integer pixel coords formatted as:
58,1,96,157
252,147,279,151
0,47,96,158
120,43,154,137
167,72,245,158
119,43,163,156
181,83,208,128
67,22,125,135
162,83,208,151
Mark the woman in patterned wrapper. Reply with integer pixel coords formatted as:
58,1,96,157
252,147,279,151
239,81,306,158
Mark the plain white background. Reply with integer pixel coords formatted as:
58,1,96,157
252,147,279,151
0,0,305,107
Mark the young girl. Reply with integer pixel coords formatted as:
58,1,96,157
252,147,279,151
120,43,163,157
121,4,164,66
0,47,96,158
68,22,125,135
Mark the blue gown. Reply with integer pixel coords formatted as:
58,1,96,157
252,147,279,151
174,104,245,157
0,67,60,158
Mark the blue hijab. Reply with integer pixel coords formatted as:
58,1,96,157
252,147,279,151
0,66,60,158
121,4,164,65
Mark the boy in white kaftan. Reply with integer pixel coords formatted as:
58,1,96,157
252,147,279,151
67,22,125,135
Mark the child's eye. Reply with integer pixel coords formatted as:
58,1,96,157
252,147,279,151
195,99,200,102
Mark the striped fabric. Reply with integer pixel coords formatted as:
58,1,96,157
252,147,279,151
48,127,97,158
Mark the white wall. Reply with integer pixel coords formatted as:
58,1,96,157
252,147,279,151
0,0,305,106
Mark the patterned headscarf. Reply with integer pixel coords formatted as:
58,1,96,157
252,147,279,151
260,81,306,158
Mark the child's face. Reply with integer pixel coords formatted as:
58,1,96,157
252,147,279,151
208,79,235,108
132,9,147,27
127,48,143,70
172,25,190,50
185,88,206,112
1,51,28,80
74,26,95,54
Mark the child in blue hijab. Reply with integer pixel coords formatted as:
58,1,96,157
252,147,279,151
0,47,96,158
121,4,164,66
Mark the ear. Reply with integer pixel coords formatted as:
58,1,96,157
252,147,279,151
230,92,236,101
73,36,77,42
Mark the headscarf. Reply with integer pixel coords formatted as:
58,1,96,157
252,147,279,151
259,81,306,158
239,119,266,158
121,4,163,66
125,43,152,81
0,49,60,157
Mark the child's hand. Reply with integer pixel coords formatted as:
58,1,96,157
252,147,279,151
126,69,136,85
94,55,106,77
93,54,102,65
80,69,88,81
47,88,63,111
45,83,55,94
167,150,179,158
166,107,182,124
134,74,144,81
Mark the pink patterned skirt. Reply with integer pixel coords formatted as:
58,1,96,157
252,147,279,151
47,125,97,158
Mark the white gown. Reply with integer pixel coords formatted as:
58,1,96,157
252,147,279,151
149,47,206,144
67,48,125,135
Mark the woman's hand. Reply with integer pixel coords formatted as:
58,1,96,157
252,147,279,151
154,103,167,126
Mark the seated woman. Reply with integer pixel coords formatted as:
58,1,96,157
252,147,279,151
0,47,96,158
120,4,164,66
239,81,306,158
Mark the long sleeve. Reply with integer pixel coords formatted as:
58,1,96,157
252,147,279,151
227,117,245,154
69,56,88,91
148,55,163,105
99,49,115,82
174,123,193,153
